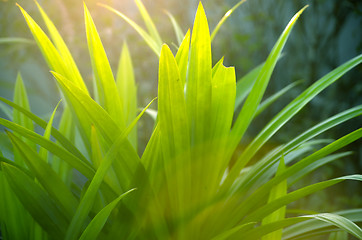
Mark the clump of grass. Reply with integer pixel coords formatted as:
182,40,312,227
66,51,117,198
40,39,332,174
0,1,361,239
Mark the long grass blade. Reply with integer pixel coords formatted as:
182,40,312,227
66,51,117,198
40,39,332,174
236,105,362,193
283,209,362,239
38,100,61,162
261,157,287,240
175,29,190,86
134,0,163,47
0,37,34,44
186,2,212,145
234,63,263,110
0,96,88,163
0,118,94,179
99,3,161,56
165,11,185,45
79,189,136,240
226,7,308,187
230,53,362,186
2,163,68,239
255,80,303,118
84,3,125,129
158,44,191,224
65,98,154,240
211,0,247,42
7,132,78,220
116,42,138,149
35,1,88,93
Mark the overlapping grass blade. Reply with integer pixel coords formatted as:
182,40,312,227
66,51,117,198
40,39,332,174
0,96,87,163
99,3,161,56
211,222,256,240
13,73,34,147
211,0,247,42
7,132,78,220
158,44,190,223
307,213,362,239
0,164,31,240
0,118,94,179
2,163,68,239
288,151,353,185
35,1,88,93
240,211,362,239
244,175,361,223
234,63,263,110
233,128,362,220
135,0,163,47
236,105,362,192
230,53,362,186
116,42,138,149
65,98,154,240
255,80,303,118
38,100,60,162
186,2,212,145
208,58,236,187
0,155,32,177
210,58,236,139
226,6,308,187
0,101,12,119
79,189,136,240
175,29,190,86
165,11,185,46
84,3,125,129
283,209,362,239
261,157,287,240
51,71,141,187
17,4,69,85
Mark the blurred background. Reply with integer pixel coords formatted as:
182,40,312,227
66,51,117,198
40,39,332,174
0,0,361,237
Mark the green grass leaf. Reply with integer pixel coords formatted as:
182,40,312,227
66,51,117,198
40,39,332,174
38,100,61,162
0,97,88,162
51,71,141,188
158,44,191,221
99,3,161,56
186,2,212,145
165,11,185,46
237,105,362,193
307,213,362,239
283,209,362,239
230,53,362,186
0,37,34,44
0,166,32,240
2,163,68,239
135,0,163,47
226,6,309,187
35,1,88,93
65,98,154,240
175,29,190,86
7,132,78,220
0,117,95,179
84,3,125,129
116,42,138,149
211,0,247,42
261,157,287,240
13,73,34,148
255,80,303,118
234,63,264,110
233,129,362,221
79,189,136,240
17,4,79,89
